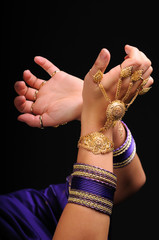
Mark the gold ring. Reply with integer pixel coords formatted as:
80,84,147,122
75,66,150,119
39,115,44,129
139,87,152,95
89,69,103,84
34,90,38,101
131,69,144,82
30,102,34,113
120,66,133,78
140,77,149,87
51,70,60,77
39,81,46,89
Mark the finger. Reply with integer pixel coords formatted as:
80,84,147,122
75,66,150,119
23,70,44,89
122,45,142,71
34,56,59,77
131,65,153,91
144,76,154,88
123,45,151,73
142,66,153,80
18,112,54,128
14,96,33,113
91,48,110,75
18,114,42,128
14,81,38,101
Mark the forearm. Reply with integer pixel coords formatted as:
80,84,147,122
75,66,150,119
76,101,146,203
113,123,146,204
114,153,146,204
53,119,114,240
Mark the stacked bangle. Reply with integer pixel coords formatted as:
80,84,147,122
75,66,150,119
68,163,117,216
113,121,136,168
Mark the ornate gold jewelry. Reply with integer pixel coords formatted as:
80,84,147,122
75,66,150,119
78,132,114,154
140,77,149,87
92,70,103,84
139,87,151,95
99,83,111,103
51,70,60,77
39,115,44,129
34,90,38,101
115,66,133,100
122,69,144,103
100,100,126,132
120,66,133,78
91,65,146,137
131,69,143,82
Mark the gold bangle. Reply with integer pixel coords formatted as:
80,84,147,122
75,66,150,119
78,131,114,154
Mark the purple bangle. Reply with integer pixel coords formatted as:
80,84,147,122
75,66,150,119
68,175,116,216
68,164,117,216
113,121,136,168
71,176,115,201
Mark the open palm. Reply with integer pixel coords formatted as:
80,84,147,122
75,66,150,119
14,56,83,128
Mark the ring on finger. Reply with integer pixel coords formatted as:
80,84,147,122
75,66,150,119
139,87,152,95
34,90,39,101
51,70,60,77
30,102,34,113
39,115,44,129
89,69,103,84
39,81,46,89
140,77,149,87
131,69,144,82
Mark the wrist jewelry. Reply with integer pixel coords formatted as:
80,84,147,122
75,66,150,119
91,66,150,134
78,131,114,154
68,163,117,216
113,121,136,168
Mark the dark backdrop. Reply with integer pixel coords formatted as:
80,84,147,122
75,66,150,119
3,1,158,239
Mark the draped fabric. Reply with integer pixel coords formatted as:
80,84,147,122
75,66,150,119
0,182,69,240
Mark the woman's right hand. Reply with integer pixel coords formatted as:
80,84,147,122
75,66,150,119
14,57,83,128
81,45,153,135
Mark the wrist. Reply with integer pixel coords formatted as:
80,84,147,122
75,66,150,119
113,121,126,149
81,108,109,136
75,96,83,121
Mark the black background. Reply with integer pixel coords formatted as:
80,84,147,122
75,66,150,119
3,1,158,239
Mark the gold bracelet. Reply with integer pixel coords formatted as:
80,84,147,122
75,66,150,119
78,131,114,154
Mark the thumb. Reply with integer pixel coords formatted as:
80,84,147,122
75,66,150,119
90,48,111,77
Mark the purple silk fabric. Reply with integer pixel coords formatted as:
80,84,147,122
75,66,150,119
0,182,69,240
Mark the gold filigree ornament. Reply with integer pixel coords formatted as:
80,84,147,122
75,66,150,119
139,87,152,95
131,69,144,82
92,70,103,84
120,66,133,78
100,100,126,131
78,132,114,154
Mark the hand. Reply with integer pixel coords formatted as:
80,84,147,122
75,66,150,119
81,45,153,134
14,57,83,127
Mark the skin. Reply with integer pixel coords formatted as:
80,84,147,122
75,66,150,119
14,45,153,205
53,47,152,239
